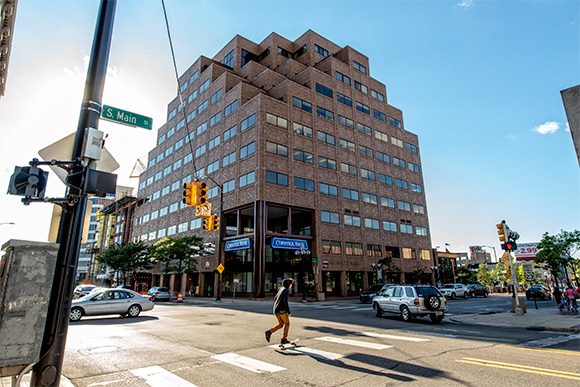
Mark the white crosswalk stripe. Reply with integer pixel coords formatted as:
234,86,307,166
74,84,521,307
356,332,430,342
130,366,198,387
211,353,286,373
269,345,345,360
314,336,393,350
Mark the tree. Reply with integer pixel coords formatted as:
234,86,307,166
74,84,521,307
378,256,402,283
558,230,580,286
97,241,151,285
535,231,571,284
148,236,204,292
476,263,493,289
456,266,477,284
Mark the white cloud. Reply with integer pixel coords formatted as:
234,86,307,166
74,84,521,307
533,121,560,135
565,122,570,132
458,0,474,8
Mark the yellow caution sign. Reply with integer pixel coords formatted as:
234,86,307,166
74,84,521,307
216,263,225,274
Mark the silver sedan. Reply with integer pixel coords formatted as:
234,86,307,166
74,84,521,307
70,288,154,322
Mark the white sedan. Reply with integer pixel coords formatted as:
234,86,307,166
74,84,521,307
70,288,154,322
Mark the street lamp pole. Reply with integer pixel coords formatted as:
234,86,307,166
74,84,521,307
482,245,497,263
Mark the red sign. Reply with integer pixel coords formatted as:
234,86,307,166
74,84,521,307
514,242,539,261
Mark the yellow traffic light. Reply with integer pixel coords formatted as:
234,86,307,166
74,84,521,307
183,182,196,207
211,215,220,231
203,216,212,231
196,181,208,206
496,222,507,242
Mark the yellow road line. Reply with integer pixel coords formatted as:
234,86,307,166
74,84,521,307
498,344,580,356
457,358,580,381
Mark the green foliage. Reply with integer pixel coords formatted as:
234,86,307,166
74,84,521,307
476,263,493,287
457,266,477,284
148,236,205,289
97,241,151,284
438,259,454,284
536,230,580,284
378,256,403,283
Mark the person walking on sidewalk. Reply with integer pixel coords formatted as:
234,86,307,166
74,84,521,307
553,286,563,310
564,284,577,312
265,278,294,345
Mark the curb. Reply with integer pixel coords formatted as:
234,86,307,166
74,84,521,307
449,316,580,333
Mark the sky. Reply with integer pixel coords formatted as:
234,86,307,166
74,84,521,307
0,0,578,259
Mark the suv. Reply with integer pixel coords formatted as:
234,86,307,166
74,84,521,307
360,284,395,304
373,285,448,323
148,286,171,301
465,284,488,298
440,283,468,299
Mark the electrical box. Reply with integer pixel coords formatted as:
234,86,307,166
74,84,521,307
0,240,58,377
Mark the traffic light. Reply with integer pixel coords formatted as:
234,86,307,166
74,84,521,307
496,221,507,242
196,181,208,205
211,214,220,231
505,241,517,252
183,182,195,207
203,216,212,231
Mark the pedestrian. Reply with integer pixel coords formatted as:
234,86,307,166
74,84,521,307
553,286,562,310
564,284,577,312
265,278,294,345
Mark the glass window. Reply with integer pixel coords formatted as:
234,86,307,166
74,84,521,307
345,242,363,255
265,171,288,186
377,151,390,164
396,179,408,190
211,88,223,104
225,100,238,116
383,221,397,232
393,157,406,168
318,156,337,170
362,192,377,204
407,143,418,153
318,131,335,145
353,60,367,74
373,109,386,122
356,101,370,115
359,145,373,158
354,81,368,94
339,138,355,152
294,177,314,192
266,141,288,157
342,188,359,201
389,117,402,128
341,162,357,176
267,206,288,233
321,211,340,224
209,111,221,126
198,99,208,114
199,79,210,94
294,149,313,164
293,122,313,138
367,244,381,257
266,113,288,129
224,125,237,141
197,121,207,135
223,49,234,68
240,171,255,187
337,93,352,107
209,135,220,150
379,173,393,185
322,240,341,254
292,96,312,113
338,115,354,129
320,182,338,196
381,197,395,208
240,206,254,234
357,122,371,136
364,218,380,229
240,113,256,131
316,106,334,121
315,83,333,98
240,141,256,159
314,44,329,57
344,215,361,227
335,71,351,85
189,71,199,84
223,151,236,167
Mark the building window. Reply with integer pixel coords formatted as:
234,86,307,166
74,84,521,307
416,227,428,236
335,71,351,85
344,215,361,227
211,88,223,104
294,177,314,192
341,162,357,176
207,160,219,174
266,113,288,129
165,146,174,157
189,70,199,84
362,192,378,204
354,81,368,94
197,121,207,135
342,188,359,201
198,99,209,114
175,138,184,150
337,93,352,107
195,144,206,158
320,182,338,196
293,122,313,138
383,221,397,232
209,135,220,150
188,90,198,103
178,222,188,233
223,49,234,68
339,138,355,152
375,152,389,165
224,125,237,141
406,142,418,153
389,117,402,128
161,186,170,196
223,151,236,167
357,122,371,136
173,159,182,171
266,171,288,186
338,115,354,129
314,44,329,57
411,183,423,193
322,240,341,254
318,131,335,146
356,101,370,115
169,202,179,213
240,141,256,159
381,197,395,208
396,179,408,190
209,111,221,127
359,145,373,158
191,218,202,230
379,173,393,186
401,224,414,235
168,109,176,121
223,179,235,193
353,60,367,74
225,100,238,116
184,153,193,164
316,106,334,121
345,242,363,255
371,89,385,101
240,171,255,187
375,130,388,142
154,172,162,181
167,127,175,137
398,201,411,211
393,157,406,168
199,79,210,94
315,83,333,98
413,204,425,214
294,149,313,164
160,206,168,217
158,134,166,146
266,141,288,157
240,113,256,131
149,231,157,240
361,168,375,181
409,162,420,173
367,244,382,257
321,211,340,224
373,109,386,122
391,136,404,148
318,156,336,170
292,96,312,113
365,218,380,229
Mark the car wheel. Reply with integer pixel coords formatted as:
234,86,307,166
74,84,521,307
70,307,83,322
400,306,413,322
127,304,141,318
430,314,444,323
463,292,468,299
425,294,442,311
373,302,383,317
451,292,456,300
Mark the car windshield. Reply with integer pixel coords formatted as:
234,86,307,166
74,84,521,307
157,287,169,292
442,284,454,289
416,286,442,297
366,284,385,292
466,285,475,289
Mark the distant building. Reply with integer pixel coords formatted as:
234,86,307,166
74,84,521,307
0,0,18,98
133,31,434,298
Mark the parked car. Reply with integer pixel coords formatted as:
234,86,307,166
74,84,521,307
73,285,96,299
116,284,133,290
526,284,551,300
466,284,488,298
69,288,154,322
148,286,171,301
360,284,395,304
373,284,448,323
440,283,468,299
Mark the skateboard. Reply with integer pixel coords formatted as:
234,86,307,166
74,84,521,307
278,338,299,349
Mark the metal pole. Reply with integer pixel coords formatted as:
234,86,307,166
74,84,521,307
30,2,116,385
216,187,224,301
301,253,306,302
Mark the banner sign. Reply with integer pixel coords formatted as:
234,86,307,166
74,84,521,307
514,242,539,261
224,238,252,251
270,238,308,250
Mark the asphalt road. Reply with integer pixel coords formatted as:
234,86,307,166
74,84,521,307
57,296,580,387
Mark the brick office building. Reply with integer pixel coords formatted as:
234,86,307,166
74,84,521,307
133,30,434,299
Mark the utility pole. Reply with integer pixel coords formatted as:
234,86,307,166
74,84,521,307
216,187,224,301
30,1,116,385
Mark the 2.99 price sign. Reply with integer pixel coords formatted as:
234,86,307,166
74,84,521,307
514,242,539,259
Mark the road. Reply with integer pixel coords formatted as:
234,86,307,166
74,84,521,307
56,295,579,387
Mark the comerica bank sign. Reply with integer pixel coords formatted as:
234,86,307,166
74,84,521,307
270,238,308,250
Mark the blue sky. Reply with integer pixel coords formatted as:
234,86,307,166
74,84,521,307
0,0,578,258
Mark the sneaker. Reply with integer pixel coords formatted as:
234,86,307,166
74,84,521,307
280,338,290,345
265,330,272,343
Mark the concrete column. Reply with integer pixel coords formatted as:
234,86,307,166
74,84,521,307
339,271,347,297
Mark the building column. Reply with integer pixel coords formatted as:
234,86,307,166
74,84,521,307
339,271,347,297
253,201,265,299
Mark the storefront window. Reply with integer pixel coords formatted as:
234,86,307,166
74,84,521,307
267,206,288,234
240,207,254,234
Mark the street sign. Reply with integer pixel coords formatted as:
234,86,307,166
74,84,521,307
500,252,511,266
195,202,212,218
312,257,318,264
216,263,224,274
101,105,153,130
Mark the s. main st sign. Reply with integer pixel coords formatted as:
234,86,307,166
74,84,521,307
101,105,153,130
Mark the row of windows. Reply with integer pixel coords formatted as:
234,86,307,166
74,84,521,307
322,240,431,260
319,210,428,235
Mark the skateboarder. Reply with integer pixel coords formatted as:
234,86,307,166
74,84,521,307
265,278,294,345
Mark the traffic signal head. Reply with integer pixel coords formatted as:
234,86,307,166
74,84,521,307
8,166,48,198
211,215,220,231
183,182,195,207
505,241,517,252
196,181,208,205
203,216,212,231
496,221,507,242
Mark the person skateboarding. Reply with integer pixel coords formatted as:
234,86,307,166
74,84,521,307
265,278,294,345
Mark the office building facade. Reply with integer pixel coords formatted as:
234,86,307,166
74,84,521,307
133,31,433,298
